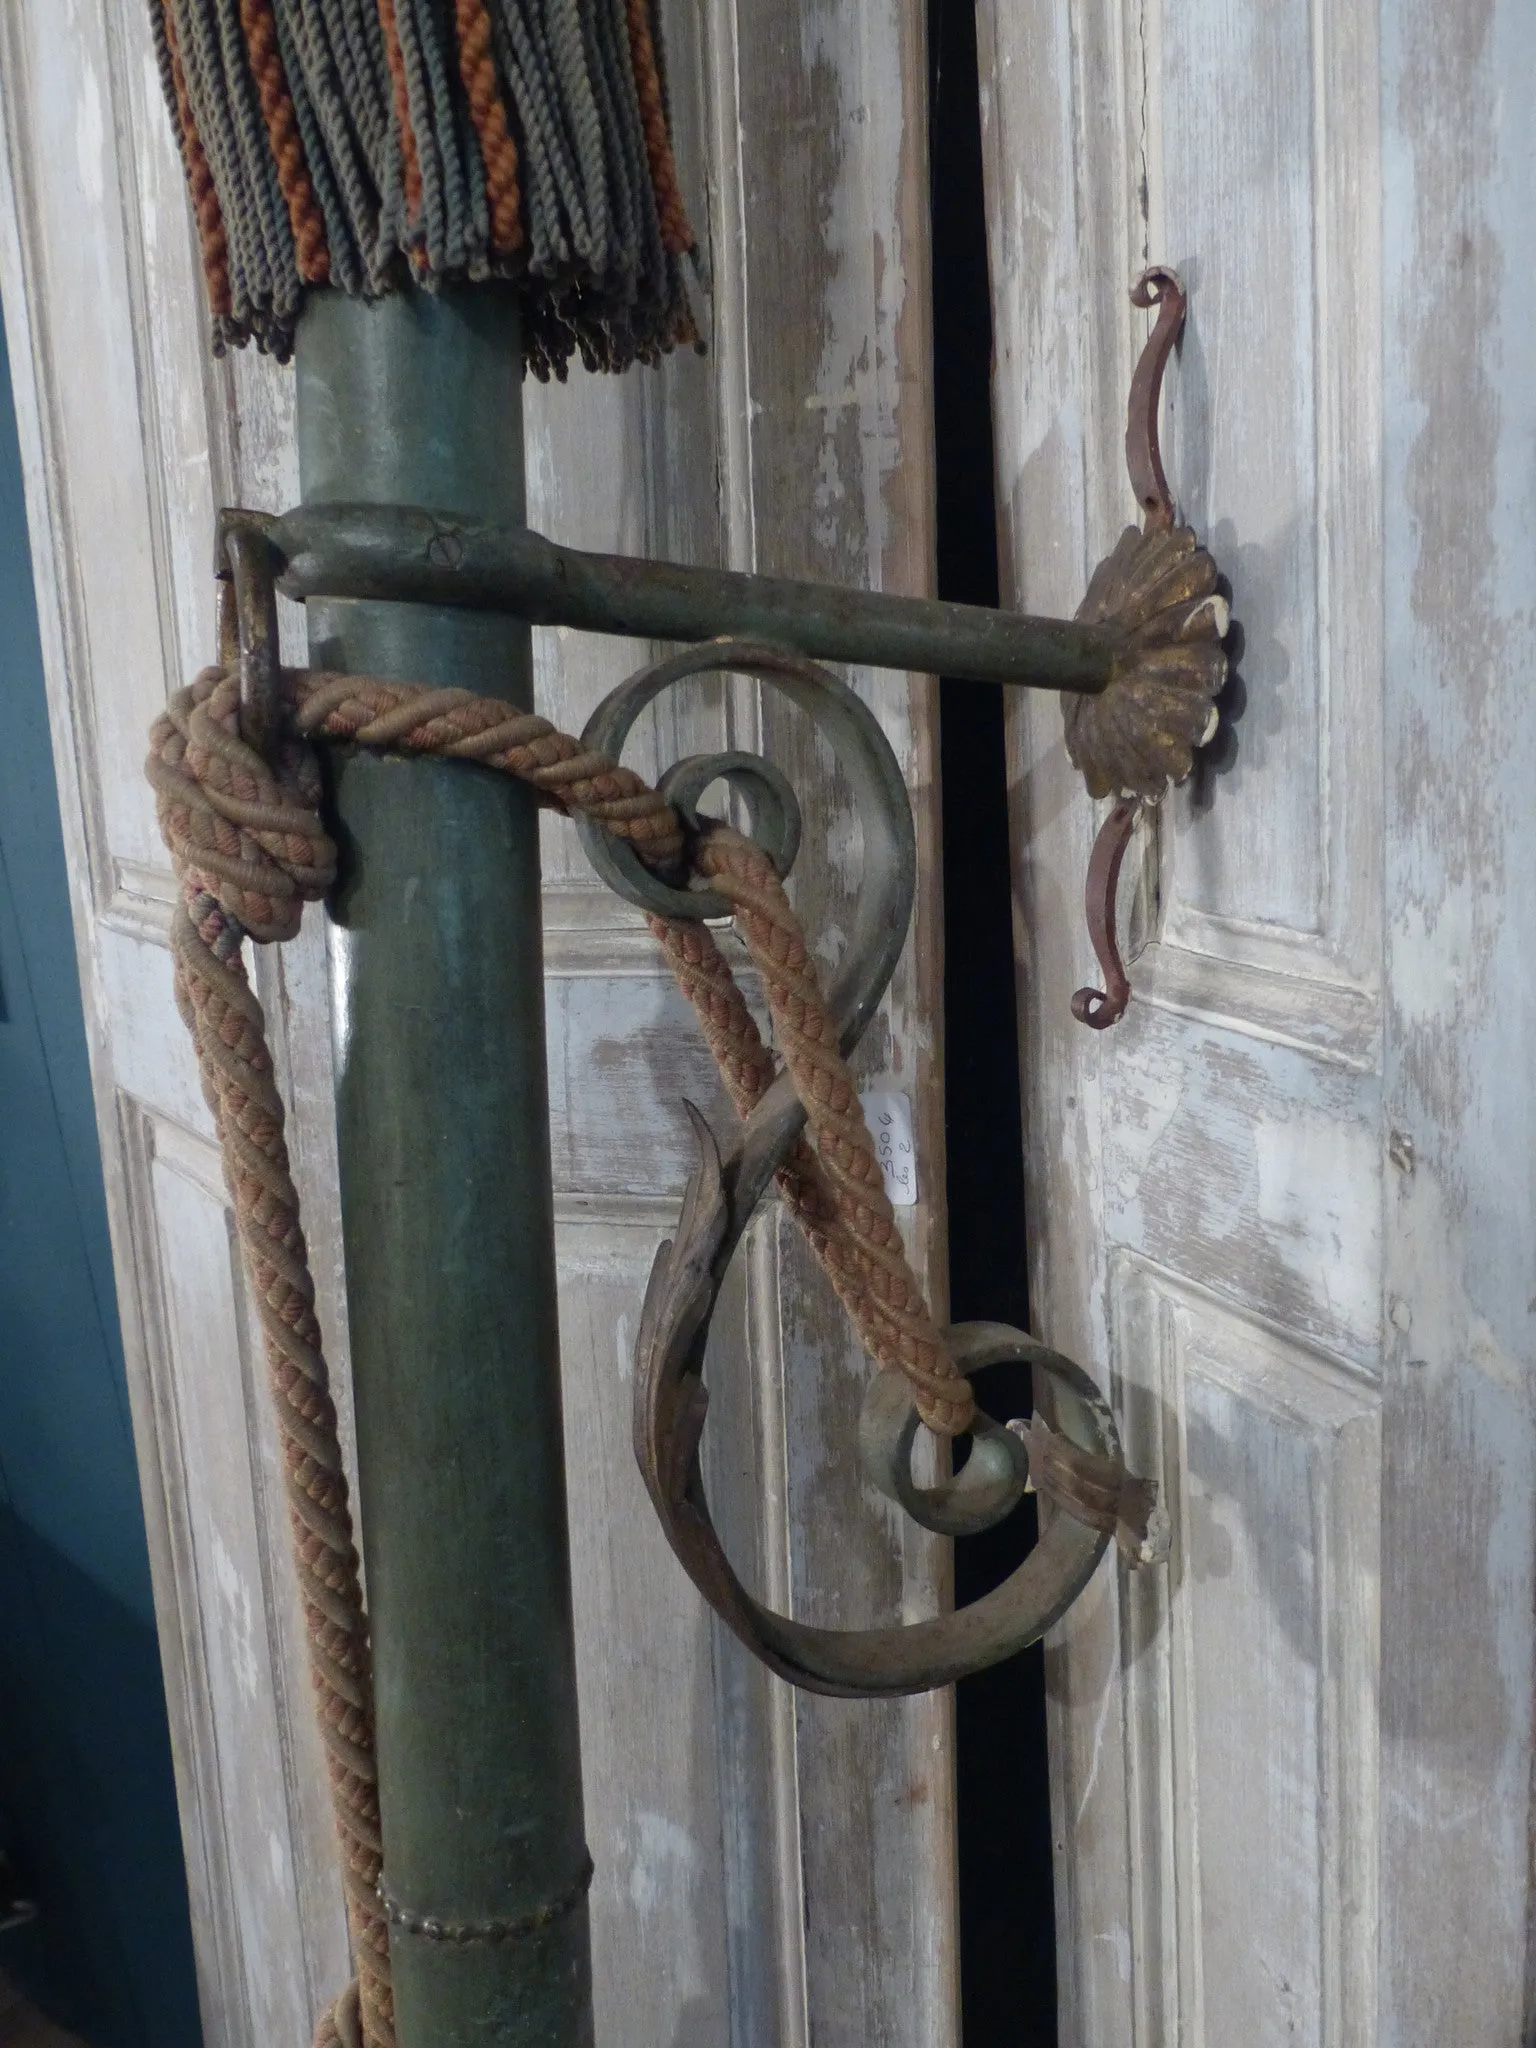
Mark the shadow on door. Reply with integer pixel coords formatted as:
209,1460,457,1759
0,303,201,2046
930,0,1059,2038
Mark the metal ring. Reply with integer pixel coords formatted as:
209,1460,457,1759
858,1328,1034,1539
656,751,803,882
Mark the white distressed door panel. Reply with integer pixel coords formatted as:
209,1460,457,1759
0,1,957,2044
982,0,1536,2042
1378,4,1536,2040
1115,1261,1379,2048
120,1105,348,2047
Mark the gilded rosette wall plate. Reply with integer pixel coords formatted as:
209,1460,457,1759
1064,522,1229,801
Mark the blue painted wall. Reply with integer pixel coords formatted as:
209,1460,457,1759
0,305,202,2041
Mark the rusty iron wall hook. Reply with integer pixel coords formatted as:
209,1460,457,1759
1125,264,1187,530
1071,798,1141,1029
1063,265,1231,1032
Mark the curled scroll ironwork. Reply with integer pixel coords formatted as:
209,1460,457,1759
581,640,1151,1697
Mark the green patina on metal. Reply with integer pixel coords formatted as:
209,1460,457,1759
297,284,594,2048
225,497,1123,695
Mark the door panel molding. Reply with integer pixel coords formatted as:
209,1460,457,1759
1131,0,1382,1064
1114,1255,1379,2048
980,0,1388,2039
118,1096,351,2045
1148,0,1383,985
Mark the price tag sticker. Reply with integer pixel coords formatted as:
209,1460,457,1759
860,1091,918,1208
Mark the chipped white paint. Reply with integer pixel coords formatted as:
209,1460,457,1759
800,0,910,573
628,1811,703,1919
1114,1260,1380,2048
74,62,104,205
1388,882,1478,1030
210,1532,261,1705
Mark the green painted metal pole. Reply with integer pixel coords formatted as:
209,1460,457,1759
236,501,1121,694
295,284,593,2047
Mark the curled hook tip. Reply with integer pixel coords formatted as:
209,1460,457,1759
1130,263,1186,313
1072,798,1138,1032
1071,984,1128,1030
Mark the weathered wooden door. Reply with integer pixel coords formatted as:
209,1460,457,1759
0,2,955,2043
984,0,1536,2042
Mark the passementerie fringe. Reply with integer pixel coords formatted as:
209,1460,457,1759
148,0,702,376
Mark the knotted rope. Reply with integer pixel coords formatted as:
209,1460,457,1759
147,661,972,2047
146,675,391,2045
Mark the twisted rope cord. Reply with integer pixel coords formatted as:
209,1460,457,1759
146,672,393,2048
644,917,903,1364
686,834,972,1433
455,0,523,253
313,1980,363,2048
179,0,289,349
409,0,475,276
329,0,396,155
166,0,258,328
144,657,972,2039
588,0,646,284
213,0,300,318
374,0,423,250
271,3,367,293
287,669,973,1438
267,5,367,290
282,0,399,285
491,5,566,278
390,0,446,267
152,1,236,325
622,0,689,256
241,0,333,280
504,0,593,271
550,0,609,273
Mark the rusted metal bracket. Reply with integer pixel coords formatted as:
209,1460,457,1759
221,518,283,766
1063,267,1233,1030
216,269,1232,1047
581,640,1168,1696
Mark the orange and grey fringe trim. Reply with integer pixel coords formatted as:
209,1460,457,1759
148,0,701,376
